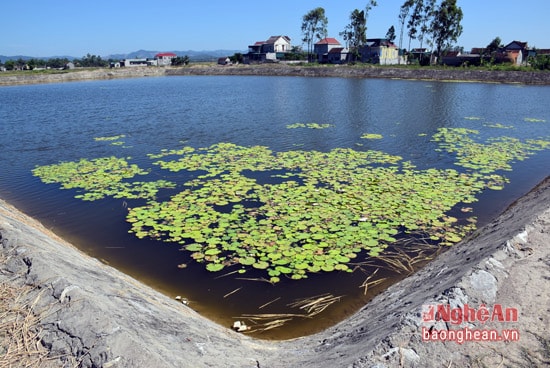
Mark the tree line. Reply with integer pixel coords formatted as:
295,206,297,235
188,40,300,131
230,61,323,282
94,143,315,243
1,53,192,71
301,0,463,64
1,53,110,70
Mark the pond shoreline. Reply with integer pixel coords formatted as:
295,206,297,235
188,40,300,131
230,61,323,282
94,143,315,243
1,176,549,367
1,64,550,85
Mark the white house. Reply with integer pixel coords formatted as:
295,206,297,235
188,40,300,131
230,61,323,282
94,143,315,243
154,52,177,66
247,36,292,62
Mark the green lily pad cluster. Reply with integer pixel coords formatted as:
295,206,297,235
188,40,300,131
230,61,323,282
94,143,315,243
484,123,513,129
126,141,494,282
523,118,546,123
94,134,126,141
432,128,550,175
32,127,550,283
286,123,333,129
361,133,384,140
32,156,175,201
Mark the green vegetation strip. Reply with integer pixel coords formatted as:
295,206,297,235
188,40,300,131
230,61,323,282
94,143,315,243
32,128,550,282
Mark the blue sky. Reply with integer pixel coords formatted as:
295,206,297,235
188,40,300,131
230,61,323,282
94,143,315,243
2,0,549,57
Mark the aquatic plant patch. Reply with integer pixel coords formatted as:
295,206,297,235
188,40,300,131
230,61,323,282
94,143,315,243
360,133,384,140
484,123,513,129
31,157,175,201
32,129,550,283
432,128,550,174
94,134,126,141
286,123,334,129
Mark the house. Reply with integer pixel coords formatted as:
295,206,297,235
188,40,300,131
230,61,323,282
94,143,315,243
155,52,177,66
490,41,528,65
360,39,399,65
218,57,231,65
441,51,482,67
262,35,291,53
408,48,431,65
121,58,150,67
326,47,350,64
246,35,291,63
314,38,346,63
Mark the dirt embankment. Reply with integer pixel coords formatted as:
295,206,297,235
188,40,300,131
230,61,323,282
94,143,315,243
1,175,549,367
2,64,550,86
0,68,166,86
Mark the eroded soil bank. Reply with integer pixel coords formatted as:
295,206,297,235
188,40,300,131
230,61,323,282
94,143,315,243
1,64,550,86
1,175,549,367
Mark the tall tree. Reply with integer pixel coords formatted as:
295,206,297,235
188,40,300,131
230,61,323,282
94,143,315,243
417,0,436,52
385,26,396,43
406,0,435,52
407,0,423,51
340,9,367,58
398,0,414,53
301,7,328,62
430,0,463,63
486,36,503,56
340,1,377,62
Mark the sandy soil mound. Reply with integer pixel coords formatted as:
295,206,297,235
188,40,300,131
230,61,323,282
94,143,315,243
1,177,549,367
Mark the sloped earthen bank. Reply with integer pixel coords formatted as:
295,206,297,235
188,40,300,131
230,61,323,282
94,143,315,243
1,64,550,86
1,175,549,367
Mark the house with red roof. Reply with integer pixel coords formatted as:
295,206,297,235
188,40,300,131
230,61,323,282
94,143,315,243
314,38,349,63
155,52,177,66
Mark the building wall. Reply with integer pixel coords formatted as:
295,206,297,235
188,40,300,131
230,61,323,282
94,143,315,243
264,38,290,53
157,56,173,66
361,46,399,65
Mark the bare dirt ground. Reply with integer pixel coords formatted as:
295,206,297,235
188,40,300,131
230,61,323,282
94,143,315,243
1,175,549,367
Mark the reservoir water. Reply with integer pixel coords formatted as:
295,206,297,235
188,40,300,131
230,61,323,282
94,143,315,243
1,75,549,339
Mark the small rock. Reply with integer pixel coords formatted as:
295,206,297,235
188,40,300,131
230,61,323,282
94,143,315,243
232,321,249,332
470,270,497,303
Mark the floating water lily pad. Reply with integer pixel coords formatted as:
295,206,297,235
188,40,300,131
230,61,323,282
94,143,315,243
32,127,550,283
206,263,224,272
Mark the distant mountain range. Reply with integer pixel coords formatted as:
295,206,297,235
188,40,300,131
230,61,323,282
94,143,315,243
0,49,245,63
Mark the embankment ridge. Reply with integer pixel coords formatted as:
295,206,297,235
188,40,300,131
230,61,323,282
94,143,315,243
1,64,550,85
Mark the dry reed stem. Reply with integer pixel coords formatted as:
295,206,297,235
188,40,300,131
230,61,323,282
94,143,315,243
287,293,343,316
239,313,308,320
214,270,240,279
223,287,242,299
354,243,440,275
258,297,281,310
0,281,50,368
360,276,388,296
246,318,294,333
235,277,272,284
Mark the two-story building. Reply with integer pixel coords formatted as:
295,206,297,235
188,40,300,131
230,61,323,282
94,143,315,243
360,39,400,65
498,41,528,65
246,36,292,63
115,52,177,68
314,38,349,64
154,52,177,66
